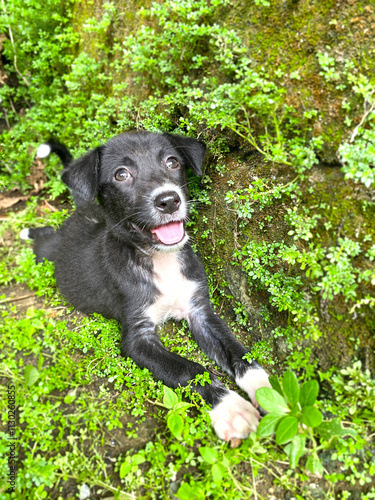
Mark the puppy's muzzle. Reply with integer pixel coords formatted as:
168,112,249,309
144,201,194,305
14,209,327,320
154,190,181,214
132,185,188,248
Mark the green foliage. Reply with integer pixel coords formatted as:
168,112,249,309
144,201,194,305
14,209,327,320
322,361,375,428
0,306,130,497
15,247,57,297
339,125,375,188
314,237,362,301
317,51,341,83
231,225,374,343
233,239,320,339
0,0,79,188
163,386,194,440
0,0,132,192
286,205,321,241
226,176,299,220
256,371,357,475
24,364,40,387
123,0,235,88
317,49,375,188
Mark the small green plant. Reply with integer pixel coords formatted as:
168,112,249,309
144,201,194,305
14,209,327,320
315,237,362,301
317,49,375,188
226,177,296,219
317,50,341,83
162,386,195,440
339,125,375,188
327,361,375,427
256,370,357,475
233,239,319,338
285,205,321,241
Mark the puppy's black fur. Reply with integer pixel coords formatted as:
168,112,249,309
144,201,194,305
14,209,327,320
24,131,270,441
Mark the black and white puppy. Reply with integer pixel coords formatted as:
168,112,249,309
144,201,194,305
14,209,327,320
21,131,270,441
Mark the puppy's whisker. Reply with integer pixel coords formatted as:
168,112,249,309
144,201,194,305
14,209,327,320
105,216,130,234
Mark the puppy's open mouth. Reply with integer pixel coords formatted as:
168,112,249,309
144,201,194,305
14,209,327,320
133,221,186,246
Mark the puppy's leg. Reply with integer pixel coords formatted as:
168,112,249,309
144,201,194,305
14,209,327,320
121,320,226,403
188,302,271,440
121,320,260,439
188,302,271,404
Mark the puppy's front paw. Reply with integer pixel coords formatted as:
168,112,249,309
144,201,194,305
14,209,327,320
236,368,272,407
210,391,260,442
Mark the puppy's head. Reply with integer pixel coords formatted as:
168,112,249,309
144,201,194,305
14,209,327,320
62,131,206,252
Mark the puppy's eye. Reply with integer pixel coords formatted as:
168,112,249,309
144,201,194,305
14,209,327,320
114,168,131,182
165,157,180,170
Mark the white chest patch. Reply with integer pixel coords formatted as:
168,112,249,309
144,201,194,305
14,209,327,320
146,251,198,325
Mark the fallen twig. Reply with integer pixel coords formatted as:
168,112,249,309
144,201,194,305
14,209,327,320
0,293,36,304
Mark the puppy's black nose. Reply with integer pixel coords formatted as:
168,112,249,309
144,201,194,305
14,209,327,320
154,191,181,214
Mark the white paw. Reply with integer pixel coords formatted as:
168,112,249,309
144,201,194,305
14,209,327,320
236,368,272,407
210,390,260,441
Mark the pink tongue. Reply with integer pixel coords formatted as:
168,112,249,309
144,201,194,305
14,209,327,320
151,221,185,245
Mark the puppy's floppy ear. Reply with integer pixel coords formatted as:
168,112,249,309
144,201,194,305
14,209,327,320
61,147,102,202
165,133,206,177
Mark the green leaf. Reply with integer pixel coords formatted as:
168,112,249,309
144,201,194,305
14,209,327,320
24,365,40,387
299,380,319,407
256,413,283,437
256,387,289,414
282,371,300,406
284,434,306,468
119,461,131,479
167,413,184,440
176,483,205,500
269,375,284,396
316,419,358,442
275,416,298,445
174,402,193,412
163,386,179,409
305,454,324,477
301,406,323,428
132,453,146,465
211,463,225,485
31,319,44,329
119,454,145,479
199,447,218,464
37,354,44,372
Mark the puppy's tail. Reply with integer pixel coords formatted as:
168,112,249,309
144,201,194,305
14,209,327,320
37,140,87,208
20,226,55,242
20,226,58,263
37,141,73,168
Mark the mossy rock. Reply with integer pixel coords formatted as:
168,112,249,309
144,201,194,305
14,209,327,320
195,151,375,372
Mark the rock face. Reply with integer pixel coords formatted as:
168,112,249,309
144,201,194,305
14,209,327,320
228,0,375,162
194,152,375,372
68,0,375,372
